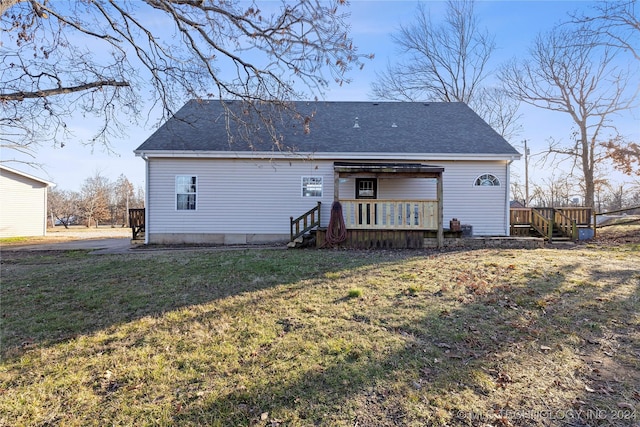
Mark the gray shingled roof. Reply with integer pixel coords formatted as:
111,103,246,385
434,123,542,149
135,100,520,156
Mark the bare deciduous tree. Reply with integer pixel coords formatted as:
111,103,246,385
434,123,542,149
1,0,368,158
370,0,521,140
48,188,81,228
570,0,640,177
113,174,134,226
500,24,637,208
473,87,522,141
529,174,578,207
80,172,111,227
572,0,640,62
372,0,494,103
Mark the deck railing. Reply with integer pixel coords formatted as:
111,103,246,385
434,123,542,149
514,207,591,226
128,208,145,240
290,202,321,241
510,208,532,226
342,199,438,230
556,207,592,226
510,207,590,241
531,208,552,239
554,209,578,241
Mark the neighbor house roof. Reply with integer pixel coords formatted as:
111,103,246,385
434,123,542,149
0,165,56,187
135,100,521,160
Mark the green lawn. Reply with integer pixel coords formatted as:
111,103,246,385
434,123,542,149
1,229,638,426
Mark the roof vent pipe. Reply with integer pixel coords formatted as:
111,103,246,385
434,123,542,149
353,117,360,128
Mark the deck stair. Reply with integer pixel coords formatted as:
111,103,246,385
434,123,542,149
510,207,592,242
289,202,321,248
128,208,145,241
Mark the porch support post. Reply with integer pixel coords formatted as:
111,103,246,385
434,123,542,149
334,170,340,201
437,174,444,248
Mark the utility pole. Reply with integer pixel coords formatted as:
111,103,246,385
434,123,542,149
524,139,530,207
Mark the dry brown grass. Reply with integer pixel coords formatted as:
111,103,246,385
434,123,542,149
0,225,638,426
0,225,130,246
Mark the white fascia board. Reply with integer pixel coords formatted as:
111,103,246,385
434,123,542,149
0,165,56,187
134,150,522,162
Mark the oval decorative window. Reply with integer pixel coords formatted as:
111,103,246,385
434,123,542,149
474,174,500,186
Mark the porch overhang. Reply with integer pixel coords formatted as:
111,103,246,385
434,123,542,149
333,161,444,178
332,162,445,248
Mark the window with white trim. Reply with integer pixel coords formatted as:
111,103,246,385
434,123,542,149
302,177,323,197
356,178,377,199
176,175,197,210
474,174,500,187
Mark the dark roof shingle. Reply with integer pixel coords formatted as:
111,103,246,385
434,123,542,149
135,100,520,156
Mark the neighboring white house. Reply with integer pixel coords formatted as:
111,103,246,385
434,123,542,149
134,100,521,246
0,165,55,238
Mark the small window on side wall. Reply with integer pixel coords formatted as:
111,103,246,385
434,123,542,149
474,174,500,187
176,175,197,210
302,177,323,197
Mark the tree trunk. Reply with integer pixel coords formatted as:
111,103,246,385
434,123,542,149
581,125,595,208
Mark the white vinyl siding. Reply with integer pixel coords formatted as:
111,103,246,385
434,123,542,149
0,169,50,238
145,158,511,241
439,161,508,236
147,158,335,237
336,160,508,235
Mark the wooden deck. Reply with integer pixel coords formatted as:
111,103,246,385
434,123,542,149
316,229,425,249
128,208,145,240
510,207,592,241
332,199,439,249
341,199,438,230
290,199,442,249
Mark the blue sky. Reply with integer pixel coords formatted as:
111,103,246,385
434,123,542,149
7,0,639,192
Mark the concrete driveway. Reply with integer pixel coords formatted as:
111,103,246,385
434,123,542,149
2,228,287,255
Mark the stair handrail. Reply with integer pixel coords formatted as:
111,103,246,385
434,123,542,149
290,202,321,241
128,208,145,240
554,209,578,241
531,208,552,240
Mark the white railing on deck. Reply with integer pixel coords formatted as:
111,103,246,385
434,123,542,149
342,199,438,230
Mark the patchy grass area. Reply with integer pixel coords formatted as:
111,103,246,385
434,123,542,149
1,227,638,426
0,225,129,246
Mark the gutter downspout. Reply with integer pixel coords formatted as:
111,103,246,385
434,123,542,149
44,183,56,236
43,185,48,236
505,159,514,236
140,153,150,245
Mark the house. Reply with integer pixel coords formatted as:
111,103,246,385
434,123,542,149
134,100,521,247
0,165,55,238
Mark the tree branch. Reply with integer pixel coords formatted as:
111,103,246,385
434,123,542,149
0,80,129,101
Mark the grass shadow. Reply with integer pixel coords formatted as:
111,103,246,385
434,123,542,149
172,249,639,426
0,248,411,360
1,243,638,426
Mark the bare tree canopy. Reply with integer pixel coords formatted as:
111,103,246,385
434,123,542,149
572,0,640,62
48,188,81,228
372,0,494,103
1,0,368,156
571,0,640,177
370,0,521,140
500,24,638,207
